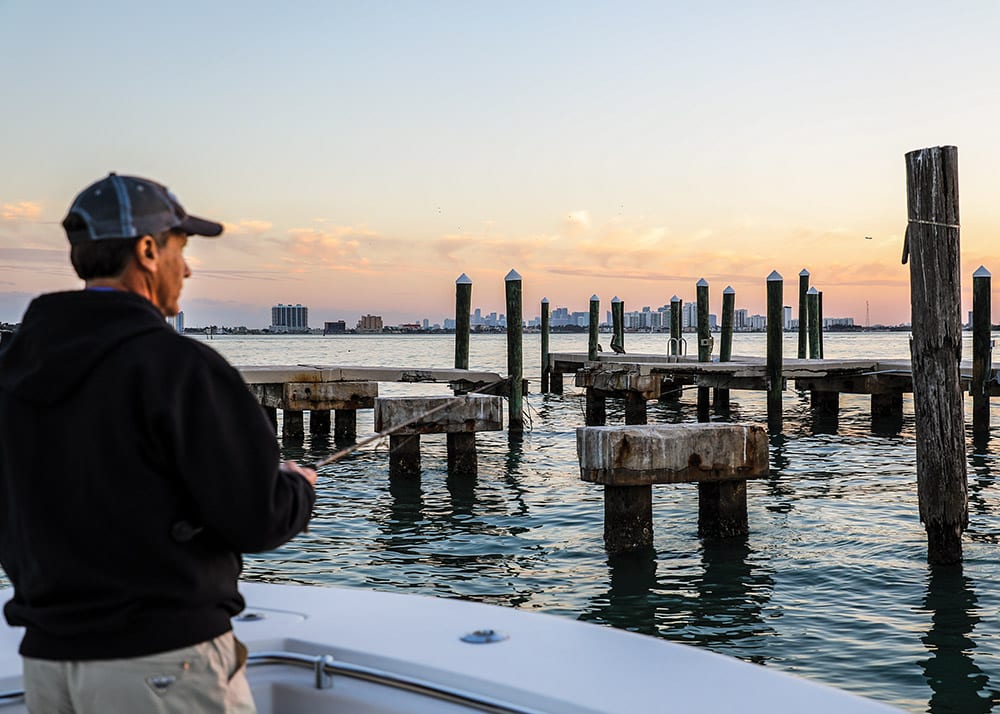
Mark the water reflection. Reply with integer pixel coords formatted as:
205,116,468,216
692,538,774,662
920,564,997,713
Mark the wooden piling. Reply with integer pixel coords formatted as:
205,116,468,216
455,273,472,370
817,290,825,358
766,271,783,433
807,287,821,359
670,295,682,356
611,296,625,355
797,269,809,359
588,295,600,361
389,434,421,477
505,270,524,434
541,297,550,394
696,278,711,422
715,286,735,412
972,266,991,448
904,144,966,565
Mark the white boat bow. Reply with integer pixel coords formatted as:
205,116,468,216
0,582,900,713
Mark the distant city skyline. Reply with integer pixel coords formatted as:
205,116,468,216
3,3,1000,328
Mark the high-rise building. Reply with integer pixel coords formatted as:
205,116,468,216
783,306,792,330
166,311,184,333
270,304,309,333
357,314,383,333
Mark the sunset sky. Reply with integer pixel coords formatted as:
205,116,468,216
3,1,1000,328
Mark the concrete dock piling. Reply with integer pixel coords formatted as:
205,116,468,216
577,424,769,553
375,395,503,477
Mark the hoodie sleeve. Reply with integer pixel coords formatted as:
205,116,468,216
152,341,315,553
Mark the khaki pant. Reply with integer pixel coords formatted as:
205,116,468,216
22,631,255,714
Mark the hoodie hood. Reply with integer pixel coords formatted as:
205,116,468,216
0,291,169,405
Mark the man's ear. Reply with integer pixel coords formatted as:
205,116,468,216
134,236,159,273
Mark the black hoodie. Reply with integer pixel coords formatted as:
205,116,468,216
0,290,315,659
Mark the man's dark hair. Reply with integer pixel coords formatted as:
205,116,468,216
69,230,175,281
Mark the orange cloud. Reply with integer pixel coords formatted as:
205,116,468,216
1,201,42,221
222,219,274,236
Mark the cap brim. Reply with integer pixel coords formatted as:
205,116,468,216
179,215,224,237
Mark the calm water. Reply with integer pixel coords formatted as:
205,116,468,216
10,331,1000,712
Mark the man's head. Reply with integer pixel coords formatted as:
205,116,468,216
62,174,223,316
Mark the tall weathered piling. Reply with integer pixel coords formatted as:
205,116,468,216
715,286,735,412
455,273,472,370
972,266,991,448
541,297,550,394
696,278,711,422
904,144,966,565
611,296,625,354
588,295,600,361
766,271,784,433
797,269,809,359
505,270,524,434
670,295,682,356
807,287,821,359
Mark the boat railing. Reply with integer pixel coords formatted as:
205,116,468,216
0,651,549,713
247,650,548,714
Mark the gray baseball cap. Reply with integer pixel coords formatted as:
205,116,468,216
62,173,223,244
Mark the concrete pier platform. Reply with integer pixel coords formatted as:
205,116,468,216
577,424,769,552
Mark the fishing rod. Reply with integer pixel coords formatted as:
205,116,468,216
306,399,455,469
171,390,501,543
305,378,509,469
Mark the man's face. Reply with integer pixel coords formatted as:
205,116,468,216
153,232,191,317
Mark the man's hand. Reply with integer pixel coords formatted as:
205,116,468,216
280,460,317,487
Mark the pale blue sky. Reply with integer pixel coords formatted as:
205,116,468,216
2,1,999,327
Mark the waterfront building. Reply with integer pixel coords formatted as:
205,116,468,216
271,303,309,334
166,310,184,333
357,314,383,333
783,306,792,330
323,320,346,334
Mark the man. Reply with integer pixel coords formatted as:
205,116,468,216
0,173,317,712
